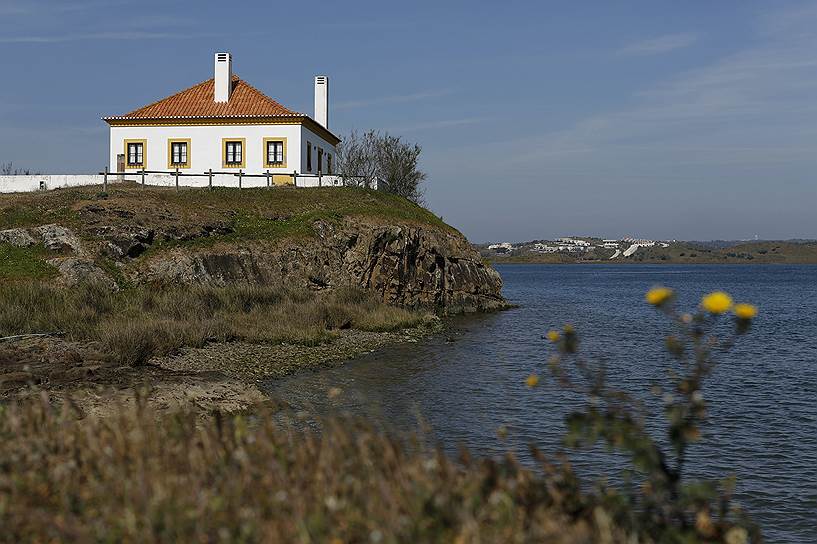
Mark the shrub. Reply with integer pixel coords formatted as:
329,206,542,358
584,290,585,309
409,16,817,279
0,282,425,364
531,289,760,542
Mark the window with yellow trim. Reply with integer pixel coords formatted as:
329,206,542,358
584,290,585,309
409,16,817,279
265,140,285,166
222,138,246,168
126,142,144,167
167,139,191,169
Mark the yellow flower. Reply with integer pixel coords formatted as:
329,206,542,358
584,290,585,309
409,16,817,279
563,324,575,334
733,303,758,320
724,527,749,544
701,291,733,314
525,374,539,388
546,330,560,342
645,287,674,306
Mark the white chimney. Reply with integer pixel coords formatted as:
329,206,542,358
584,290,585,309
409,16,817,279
214,52,232,103
314,75,329,128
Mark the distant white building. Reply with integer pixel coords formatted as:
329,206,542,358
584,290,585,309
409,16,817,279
488,242,514,251
104,53,340,184
559,238,590,246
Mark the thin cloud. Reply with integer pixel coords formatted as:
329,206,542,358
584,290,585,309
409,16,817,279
618,33,698,56
0,0,130,16
335,90,453,111
390,117,488,133
0,31,223,43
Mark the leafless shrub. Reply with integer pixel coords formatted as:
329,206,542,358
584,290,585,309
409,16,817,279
0,162,38,175
336,130,427,203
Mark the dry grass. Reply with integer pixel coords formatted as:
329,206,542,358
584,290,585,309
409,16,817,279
0,283,427,365
0,397,605,543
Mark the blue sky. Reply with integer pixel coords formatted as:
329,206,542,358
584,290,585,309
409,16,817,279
1,0,816,242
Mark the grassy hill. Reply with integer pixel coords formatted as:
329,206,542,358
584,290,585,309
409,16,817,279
0,183,453,243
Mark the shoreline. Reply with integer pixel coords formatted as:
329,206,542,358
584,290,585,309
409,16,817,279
0,318,444,417
487,259,817,265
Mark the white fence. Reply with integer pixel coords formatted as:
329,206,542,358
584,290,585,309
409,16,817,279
0,170,376,194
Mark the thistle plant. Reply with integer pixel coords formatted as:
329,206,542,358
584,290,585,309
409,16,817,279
528,289,760,543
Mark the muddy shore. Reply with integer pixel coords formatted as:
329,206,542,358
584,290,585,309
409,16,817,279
0,320,441,416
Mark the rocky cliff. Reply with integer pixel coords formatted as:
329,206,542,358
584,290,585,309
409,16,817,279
0,186,505,313
138,219,505,313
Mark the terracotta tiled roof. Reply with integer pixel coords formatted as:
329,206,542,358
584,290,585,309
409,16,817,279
105,75,300,120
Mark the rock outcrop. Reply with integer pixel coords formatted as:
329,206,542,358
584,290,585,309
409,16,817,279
35,224,83,253
138,219,505,313
5,219,505,313
0,228,36,247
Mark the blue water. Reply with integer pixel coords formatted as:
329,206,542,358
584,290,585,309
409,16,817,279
267,265,817,541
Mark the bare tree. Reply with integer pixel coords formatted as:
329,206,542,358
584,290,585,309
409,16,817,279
378,134,426,204
335,130,381,189
1,162,36,175
335,130,427,203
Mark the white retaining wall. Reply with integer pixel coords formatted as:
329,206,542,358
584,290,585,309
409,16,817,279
0,175,104,193
0,174,372,193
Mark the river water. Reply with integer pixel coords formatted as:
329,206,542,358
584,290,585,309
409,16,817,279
265,264,817,542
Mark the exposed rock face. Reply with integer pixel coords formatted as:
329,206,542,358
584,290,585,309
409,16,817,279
47,258,119,291
93,225,154,259
139,219,505,313
35,224,83,253
12,219,505,313
0,228,36,247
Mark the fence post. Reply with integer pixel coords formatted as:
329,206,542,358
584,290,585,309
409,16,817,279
141,169,145,186
208,168,213,190
103,166,108,193
293,170,297,188
318,169,322,187
175,168,179,191
266,169,270,189
238,169,243,190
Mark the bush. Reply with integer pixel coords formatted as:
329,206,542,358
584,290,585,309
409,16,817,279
0,283,425,364
531,288,760,542
0,399,605,543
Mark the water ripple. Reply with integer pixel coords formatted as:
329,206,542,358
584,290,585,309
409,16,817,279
266,264,817,542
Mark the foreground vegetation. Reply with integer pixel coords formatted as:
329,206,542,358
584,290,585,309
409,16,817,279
0,398,600,543
0,283,427,366
0,288,761,542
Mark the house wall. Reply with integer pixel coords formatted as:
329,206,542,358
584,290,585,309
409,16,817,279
300,124,337,175
108,124,338,175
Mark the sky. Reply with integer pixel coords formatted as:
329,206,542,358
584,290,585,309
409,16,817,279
1,0,816,242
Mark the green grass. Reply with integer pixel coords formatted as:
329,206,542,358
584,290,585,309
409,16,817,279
0,244,56,280
0,399,605,543
0,184,453,235
0,204,77,229
0,283,427,365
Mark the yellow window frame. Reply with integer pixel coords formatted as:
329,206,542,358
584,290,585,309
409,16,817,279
167,138,192,169
222,137,246,168
262,137,288,169
123,139,147,170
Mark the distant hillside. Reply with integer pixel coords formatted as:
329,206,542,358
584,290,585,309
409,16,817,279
480,240,817,264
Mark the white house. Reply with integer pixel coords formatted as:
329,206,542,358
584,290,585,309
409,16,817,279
103,52,340,186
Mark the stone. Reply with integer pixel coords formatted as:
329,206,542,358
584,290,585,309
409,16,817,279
0,228,36,247
47,258,118,291
94,225,154,259
137,218,506,313
35,224,82,253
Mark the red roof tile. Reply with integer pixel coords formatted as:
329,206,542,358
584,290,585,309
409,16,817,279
106,75,300,119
